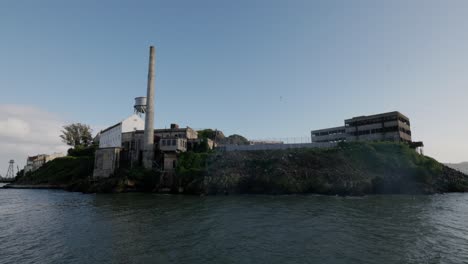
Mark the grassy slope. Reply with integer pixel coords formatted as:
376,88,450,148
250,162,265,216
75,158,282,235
15,156,94,185
200,142,468,195
14,154,159,193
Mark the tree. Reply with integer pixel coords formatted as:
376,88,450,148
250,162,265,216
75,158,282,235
60,123,93,147
224,134,249,145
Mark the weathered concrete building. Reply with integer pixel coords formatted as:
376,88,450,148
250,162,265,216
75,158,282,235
24,152,65,173
118,125,194,170
312,111,415,144
93,114,145,178
92,46,214,180
93,148,121,178
94,121,212,178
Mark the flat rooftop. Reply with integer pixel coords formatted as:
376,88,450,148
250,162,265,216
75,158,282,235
345,111,409,123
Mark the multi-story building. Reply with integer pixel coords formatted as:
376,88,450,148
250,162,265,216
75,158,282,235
312,111,414,144
24,152,66,173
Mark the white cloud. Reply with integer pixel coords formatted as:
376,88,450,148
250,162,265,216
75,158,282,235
0,117,31,138
0,104,70,176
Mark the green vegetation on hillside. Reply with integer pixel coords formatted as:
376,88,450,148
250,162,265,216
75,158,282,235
14,144,161,193
176,152,209,194
196,129,249,145
223,134,250,145
203,142,467,195
16,156,94,185
11,141,468,195
15,146,97,186
197,129,224,141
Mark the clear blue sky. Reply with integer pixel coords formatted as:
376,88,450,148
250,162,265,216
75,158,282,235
1,0,467,163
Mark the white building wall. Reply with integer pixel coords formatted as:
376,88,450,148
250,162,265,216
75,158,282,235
121,114,145,133
99,115,144,149
99,124,122,148
45,152,65,163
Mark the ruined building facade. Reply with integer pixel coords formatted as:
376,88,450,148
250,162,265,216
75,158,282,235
93,121,213,178
311,111,416,144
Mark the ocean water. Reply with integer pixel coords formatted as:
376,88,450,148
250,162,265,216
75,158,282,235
1,187,468,264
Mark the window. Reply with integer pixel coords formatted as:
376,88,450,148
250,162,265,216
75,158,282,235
172,139,176,146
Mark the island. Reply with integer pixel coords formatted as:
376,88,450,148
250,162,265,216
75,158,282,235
8,141,468,195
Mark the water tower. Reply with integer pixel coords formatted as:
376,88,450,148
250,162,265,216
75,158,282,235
134,96,147,116
6,160,15,178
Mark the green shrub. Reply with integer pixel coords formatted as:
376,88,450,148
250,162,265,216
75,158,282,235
67,145,96,157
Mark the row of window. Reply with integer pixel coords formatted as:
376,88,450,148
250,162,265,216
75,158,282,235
313,130,346,137
121,139,191,150
346,116,410,127
314,138,346,143
399,127,412,136
158,133,186,139
348,126,411,136
160,139,187,148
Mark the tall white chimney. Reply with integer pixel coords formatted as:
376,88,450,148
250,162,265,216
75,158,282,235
143,46,155,169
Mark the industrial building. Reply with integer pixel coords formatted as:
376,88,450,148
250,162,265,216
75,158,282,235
92,45,216,180
98,114,145,148
311,111,419,145
93,121,213,178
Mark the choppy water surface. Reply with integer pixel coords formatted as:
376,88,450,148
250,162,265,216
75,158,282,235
1,188,468,264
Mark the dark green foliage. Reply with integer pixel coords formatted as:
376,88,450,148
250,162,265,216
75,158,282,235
190,138,210,153
197,129,216,140
60,123,93,147
223,134,250,145
197,129,226,141
16,169,24,178
197,130,249,145
204,142,467,195
125,167,160,192
16,156,94,185
176,152,209,193
15,145,96,189
177,152,209,173
67,145,96,157
14,141,467,195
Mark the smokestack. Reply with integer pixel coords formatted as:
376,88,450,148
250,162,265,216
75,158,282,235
143,46,155,169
